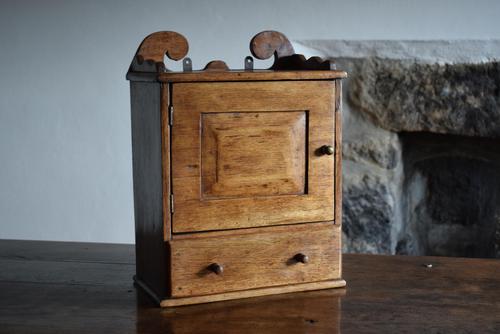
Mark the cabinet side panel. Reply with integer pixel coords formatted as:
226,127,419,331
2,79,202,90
130,81,168,299
161,84,172,239
334,80,342,225
334,80,343,277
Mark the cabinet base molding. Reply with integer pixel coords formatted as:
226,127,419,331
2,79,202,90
134,277,346,307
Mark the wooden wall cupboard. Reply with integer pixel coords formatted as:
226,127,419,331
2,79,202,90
127,31,346,307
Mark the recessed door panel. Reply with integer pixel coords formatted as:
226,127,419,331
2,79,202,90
201,111,306,199
171,81,335,233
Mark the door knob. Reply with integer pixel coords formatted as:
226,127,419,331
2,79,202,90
321,145,334,155
208,263,224,275
293,253,309,264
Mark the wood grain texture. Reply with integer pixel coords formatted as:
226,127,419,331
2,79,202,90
3,240,500,333
334,80,343,276
170,221,328,240
169,222,341,297
127,30,337,75
161,279,346,307
130,82,168,298
250,30,295,60
203,60,230,71
201,111,306,199
0,239,134,263
161,84,171,240
171,81,336,232
129,31,189,73
127,32,346,308
250,31,335,70
334,80,343,226
157,70,347,83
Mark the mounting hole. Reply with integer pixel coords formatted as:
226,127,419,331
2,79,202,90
182,57,193,71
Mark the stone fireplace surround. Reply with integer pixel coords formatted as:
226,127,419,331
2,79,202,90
295,40,500,258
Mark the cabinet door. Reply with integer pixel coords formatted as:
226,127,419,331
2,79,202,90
171,81,335,233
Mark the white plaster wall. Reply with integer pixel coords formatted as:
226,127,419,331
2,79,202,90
1,0,500,243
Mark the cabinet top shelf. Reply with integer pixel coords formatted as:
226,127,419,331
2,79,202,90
127,69,347,83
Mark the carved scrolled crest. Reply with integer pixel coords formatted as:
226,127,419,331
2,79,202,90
250,30,295,61
127,30,337,76
130,31,189,73
249,30,335,70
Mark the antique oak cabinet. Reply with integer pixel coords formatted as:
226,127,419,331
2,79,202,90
126,31,346,307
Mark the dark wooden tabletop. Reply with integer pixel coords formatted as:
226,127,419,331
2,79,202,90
0,240,499,334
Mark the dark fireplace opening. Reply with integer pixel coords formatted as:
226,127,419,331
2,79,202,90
398,132,500,258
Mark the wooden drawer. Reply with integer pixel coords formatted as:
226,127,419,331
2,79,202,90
169,222,341,297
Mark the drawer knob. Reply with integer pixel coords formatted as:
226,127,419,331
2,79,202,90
208,263,224,275
294,253,309,264
321,145,334,155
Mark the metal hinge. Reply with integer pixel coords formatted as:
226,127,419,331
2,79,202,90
170,194,174,214
168,105,174,126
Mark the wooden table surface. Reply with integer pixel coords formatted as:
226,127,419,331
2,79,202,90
0,240,499,334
